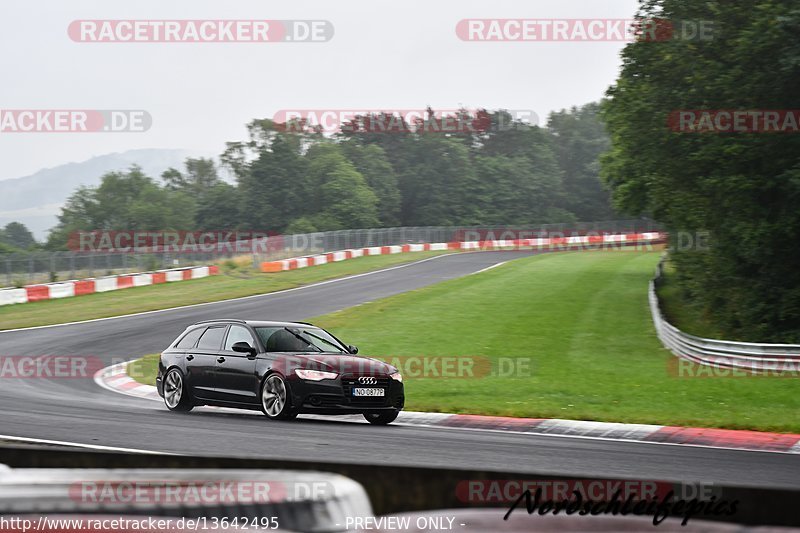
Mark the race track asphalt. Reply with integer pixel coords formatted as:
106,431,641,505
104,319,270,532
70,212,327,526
0,251,798,490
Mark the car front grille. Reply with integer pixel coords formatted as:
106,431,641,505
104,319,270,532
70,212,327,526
341,374,391,405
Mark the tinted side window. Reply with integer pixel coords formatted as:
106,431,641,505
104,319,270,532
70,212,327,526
196,326,227,350
224,325,255,351
255,327,282,348
175,327,204,349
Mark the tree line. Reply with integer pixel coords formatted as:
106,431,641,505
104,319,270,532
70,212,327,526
40,103,616,249
601,0,800,341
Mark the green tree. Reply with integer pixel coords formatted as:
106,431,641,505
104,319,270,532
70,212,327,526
46,167,193,249
305,144,380,230
162,157,220,202
473,155,575,225
238,133,310,232
548,103,616,221
46,186,96,249
397,135,482,226
341,143,401,226
2,222,36,249
194,182,242,231
284,216,318,235
601,0,800,341
335,113,413,172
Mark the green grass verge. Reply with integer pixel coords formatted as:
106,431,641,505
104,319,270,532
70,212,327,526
128,353,159,385
308,250,800,433
0,251,451,330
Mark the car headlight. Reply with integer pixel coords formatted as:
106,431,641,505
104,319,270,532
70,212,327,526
295,369,338,381
390,371,403,383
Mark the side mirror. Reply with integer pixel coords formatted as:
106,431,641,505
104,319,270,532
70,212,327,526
232,341,256,356
348,345,359,354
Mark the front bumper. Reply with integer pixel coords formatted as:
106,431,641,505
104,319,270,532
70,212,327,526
288,374,405,414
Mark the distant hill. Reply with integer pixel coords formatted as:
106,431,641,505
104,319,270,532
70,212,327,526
0,149,213,240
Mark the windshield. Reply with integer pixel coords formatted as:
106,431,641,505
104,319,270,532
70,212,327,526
255,326,348,353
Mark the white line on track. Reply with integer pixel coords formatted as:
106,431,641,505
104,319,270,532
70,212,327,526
0,434,180,455
471,261,508,275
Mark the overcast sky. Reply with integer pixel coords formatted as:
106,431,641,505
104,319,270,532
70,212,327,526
0,0,639,181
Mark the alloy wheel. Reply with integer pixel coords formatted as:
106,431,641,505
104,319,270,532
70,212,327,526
164,370,183,409
262,375,287,417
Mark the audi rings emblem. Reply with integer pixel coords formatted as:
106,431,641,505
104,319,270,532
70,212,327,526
358,376,378,385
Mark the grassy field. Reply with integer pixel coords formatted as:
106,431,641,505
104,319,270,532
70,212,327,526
309,250,800,433
0,251,452,330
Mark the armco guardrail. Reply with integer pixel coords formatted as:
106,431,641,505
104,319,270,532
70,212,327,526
649,260,800,371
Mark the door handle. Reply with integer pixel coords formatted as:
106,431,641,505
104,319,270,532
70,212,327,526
217,357,226,363
186,354,194,361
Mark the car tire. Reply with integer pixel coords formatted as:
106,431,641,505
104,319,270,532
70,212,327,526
363,410,400,425
163,368,193,412
261,374,297,420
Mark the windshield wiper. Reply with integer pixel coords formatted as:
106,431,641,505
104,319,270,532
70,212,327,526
299,330,347,353
284,327,323,352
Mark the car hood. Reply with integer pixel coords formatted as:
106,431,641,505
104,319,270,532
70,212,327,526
274,353,397,376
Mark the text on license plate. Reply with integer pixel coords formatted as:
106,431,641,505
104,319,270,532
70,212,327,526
353,388,385,397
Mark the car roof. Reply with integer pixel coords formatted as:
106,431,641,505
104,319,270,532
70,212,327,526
189,319,317,328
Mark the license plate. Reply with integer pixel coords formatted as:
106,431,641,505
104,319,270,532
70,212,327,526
353,388,385,397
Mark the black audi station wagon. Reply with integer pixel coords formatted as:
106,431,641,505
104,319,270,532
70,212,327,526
156,319,405,424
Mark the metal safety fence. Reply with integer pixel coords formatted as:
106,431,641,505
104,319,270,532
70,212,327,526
649,260,800,371
2,219,661,286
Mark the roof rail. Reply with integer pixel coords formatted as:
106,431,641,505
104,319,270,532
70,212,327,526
191,318,247,325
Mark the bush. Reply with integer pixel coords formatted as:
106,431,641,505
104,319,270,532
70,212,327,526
284,217,318,235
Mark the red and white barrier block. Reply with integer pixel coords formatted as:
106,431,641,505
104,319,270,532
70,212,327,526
451,231,664,250
0,265,220,307
260,232,666,273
